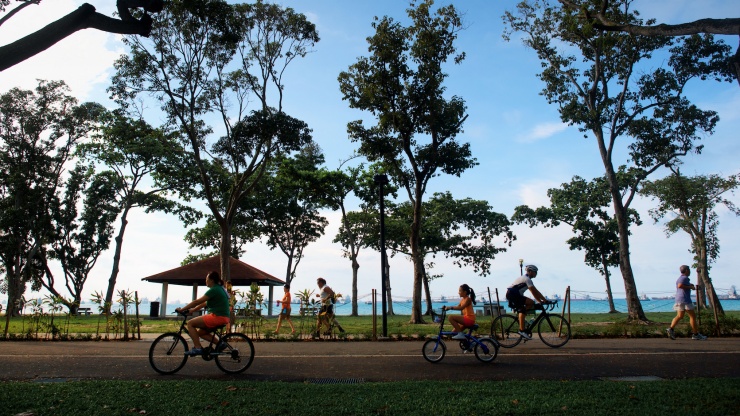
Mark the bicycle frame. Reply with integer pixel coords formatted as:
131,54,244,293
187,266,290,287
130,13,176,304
525,302,561,334
172,311,226,357
423,309,498,363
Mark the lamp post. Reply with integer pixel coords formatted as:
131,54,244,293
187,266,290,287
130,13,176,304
519,259,524,276
373,174,389,337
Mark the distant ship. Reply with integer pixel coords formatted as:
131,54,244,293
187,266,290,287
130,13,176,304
639,293,651,301
571,294,591,301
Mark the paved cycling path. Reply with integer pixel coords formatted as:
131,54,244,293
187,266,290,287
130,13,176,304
1,337,738,382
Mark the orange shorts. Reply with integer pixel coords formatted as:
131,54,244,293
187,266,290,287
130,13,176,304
203,313,230,328
462,316,475,327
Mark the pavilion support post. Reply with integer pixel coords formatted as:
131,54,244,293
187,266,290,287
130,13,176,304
192,283,198,303
160,282,168,317
268,286,274,316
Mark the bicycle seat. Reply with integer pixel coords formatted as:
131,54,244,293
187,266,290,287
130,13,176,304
466,324,479,331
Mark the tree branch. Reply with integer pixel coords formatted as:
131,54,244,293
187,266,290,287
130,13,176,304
0,1,160,72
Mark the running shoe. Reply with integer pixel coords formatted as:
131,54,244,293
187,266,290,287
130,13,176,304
452,333,467,340
186,347,203,356
691,333,707,340
517,330,532,340
666,328,676,340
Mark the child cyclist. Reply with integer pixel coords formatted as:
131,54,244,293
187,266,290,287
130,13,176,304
442,284,477,340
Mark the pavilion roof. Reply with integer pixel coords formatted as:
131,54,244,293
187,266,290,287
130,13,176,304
141,255,285,287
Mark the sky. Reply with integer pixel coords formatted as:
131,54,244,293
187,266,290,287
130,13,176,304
1,0,739,306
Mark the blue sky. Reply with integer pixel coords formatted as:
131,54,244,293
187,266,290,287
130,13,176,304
2,0,739,305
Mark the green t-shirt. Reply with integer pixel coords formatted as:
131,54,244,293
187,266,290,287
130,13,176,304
205,285,230,317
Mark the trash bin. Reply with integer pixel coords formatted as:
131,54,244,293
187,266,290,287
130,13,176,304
149,301,160,318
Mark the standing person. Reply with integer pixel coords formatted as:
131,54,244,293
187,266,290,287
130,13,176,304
667,265,707,340
505,264,549,340
175,271,230,355
442,284,477,340
274,284,295,334
314,277,344,336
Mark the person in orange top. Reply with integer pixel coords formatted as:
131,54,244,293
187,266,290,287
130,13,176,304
274,284,295,334
442,284,477,340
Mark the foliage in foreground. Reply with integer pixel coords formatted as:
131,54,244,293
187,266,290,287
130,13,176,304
1,378,738,416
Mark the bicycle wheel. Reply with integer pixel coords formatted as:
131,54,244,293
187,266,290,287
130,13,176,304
149,332,188,375
537,314,571,348
474,337,499,363
215,333,255,374
422,338,446,363
490,314,522,348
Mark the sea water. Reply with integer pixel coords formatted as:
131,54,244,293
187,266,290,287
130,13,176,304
67,297,740,316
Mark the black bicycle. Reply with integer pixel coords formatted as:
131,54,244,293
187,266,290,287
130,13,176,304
148,310,255,375
490,300,571,348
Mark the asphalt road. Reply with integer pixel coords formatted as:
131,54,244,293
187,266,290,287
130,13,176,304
1,337,738,382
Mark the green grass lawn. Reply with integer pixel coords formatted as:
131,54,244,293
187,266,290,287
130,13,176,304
1,378,738,416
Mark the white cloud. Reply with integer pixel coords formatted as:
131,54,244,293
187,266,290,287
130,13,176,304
516,180,557,208
517,121,568,143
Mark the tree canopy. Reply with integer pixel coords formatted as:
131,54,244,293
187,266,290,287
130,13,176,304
110,0,318,281
504,0,734,321
338,0,477,323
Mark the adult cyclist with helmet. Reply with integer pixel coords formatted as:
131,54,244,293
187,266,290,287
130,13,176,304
505,264,549,340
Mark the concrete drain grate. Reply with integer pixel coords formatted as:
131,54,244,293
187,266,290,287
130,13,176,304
600,376,663,382
305,378,366,385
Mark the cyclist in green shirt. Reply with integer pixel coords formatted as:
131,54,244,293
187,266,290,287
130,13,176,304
176,271,230,355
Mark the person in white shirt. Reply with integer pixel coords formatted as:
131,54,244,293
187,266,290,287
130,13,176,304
505,264,548,340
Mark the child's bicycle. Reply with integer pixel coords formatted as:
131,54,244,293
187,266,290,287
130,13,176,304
422,308,499,363
148,310,255,375
490,300,571,348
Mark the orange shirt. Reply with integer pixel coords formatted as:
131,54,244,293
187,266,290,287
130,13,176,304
281,293,291,310
461,297,475,320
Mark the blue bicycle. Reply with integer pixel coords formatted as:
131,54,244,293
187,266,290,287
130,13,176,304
422,309,499,363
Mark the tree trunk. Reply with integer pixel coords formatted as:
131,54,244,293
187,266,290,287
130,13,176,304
422,273,434,315
351,257,359,316
599,130,646,321
601,255,618,313
409,195,425,324
608,185,646,320
383,253,394,315
219,221,232,283
697,246,724,315
104,205,131,314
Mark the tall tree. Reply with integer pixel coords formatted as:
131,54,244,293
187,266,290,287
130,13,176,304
0,0,164,71
338,0,476,323
110,0,317,282
641,169,740,315
77,110,195,312
0,81,96,311
512,173,641,313
504,1,733,321
556,0,740,87
0,80,101,325
36,164,120,313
